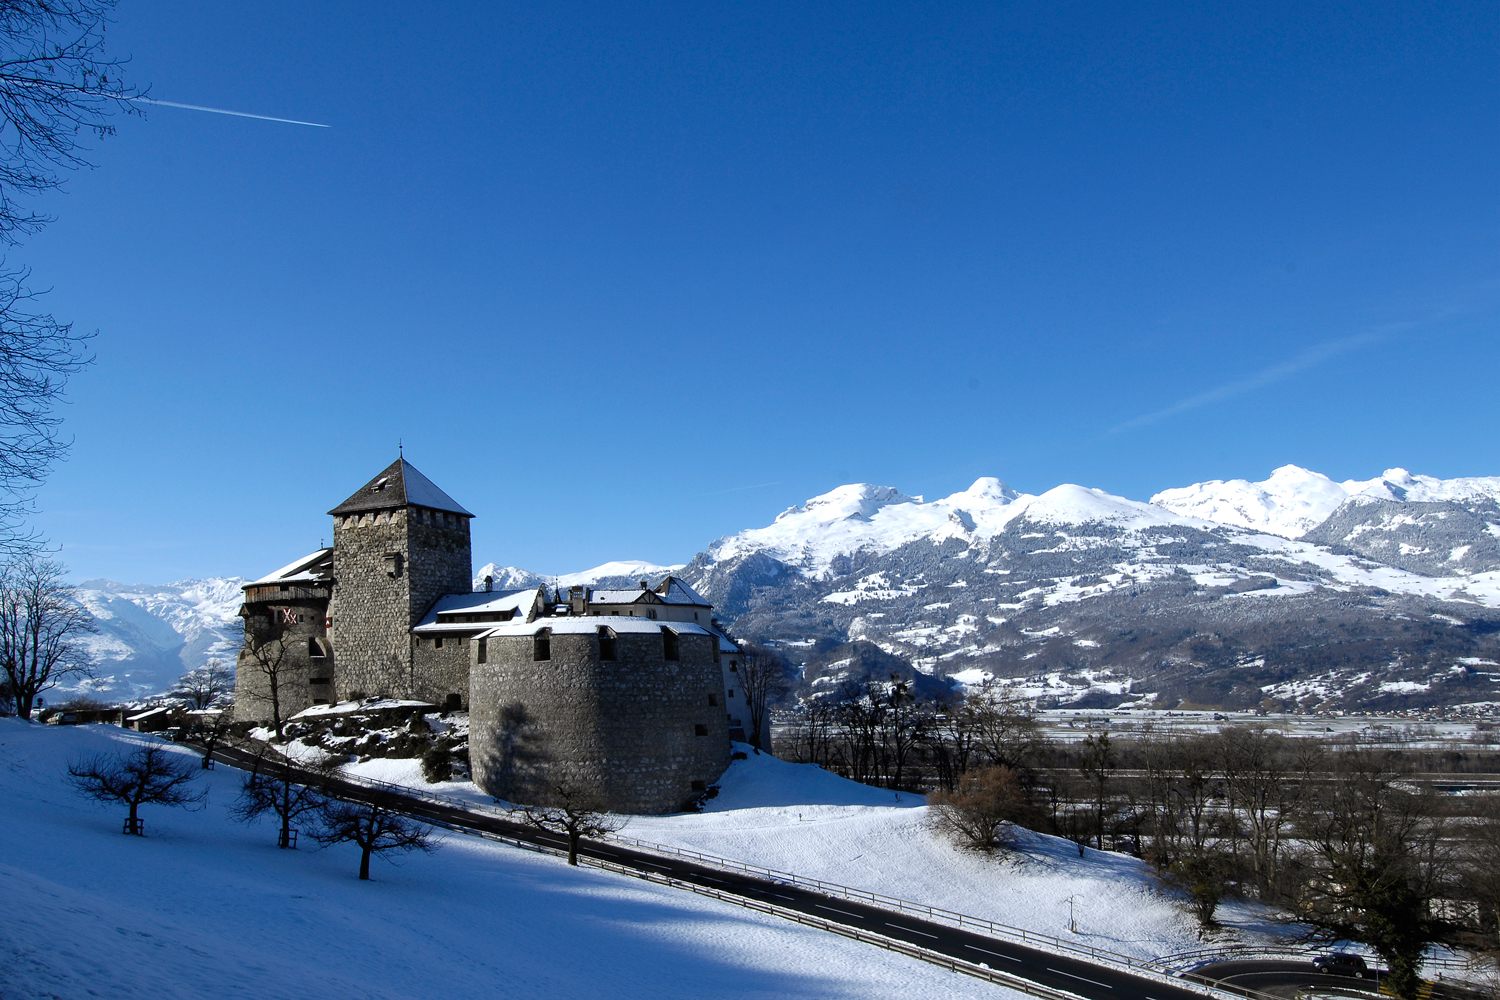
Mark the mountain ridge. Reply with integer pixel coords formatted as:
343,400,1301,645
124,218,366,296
59,465,1500,714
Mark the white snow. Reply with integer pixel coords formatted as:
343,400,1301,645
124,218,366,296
336,737,1286,962
473,559,686,592
1151,465,1352,538
709,478,1195,581
1153,465,1500,538
0,720,1021,1000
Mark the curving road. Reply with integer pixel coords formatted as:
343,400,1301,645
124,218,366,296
197,742,1469,1000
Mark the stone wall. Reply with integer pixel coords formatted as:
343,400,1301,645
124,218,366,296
233,589,334,724
411,634,472,709
469,628,730,814
329,506,471,701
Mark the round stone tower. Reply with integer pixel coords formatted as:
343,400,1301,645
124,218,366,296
469,617,731,814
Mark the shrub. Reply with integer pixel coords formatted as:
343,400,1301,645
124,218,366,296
927,765,1031,852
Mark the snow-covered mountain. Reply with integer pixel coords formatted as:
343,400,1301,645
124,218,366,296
677,468,1500,715
61,464,1500,714
472,559,686,594
66,578,245,703
1151,465,1500,538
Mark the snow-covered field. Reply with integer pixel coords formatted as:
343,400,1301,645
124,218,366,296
0,720,1023,1000
351,742,1285,961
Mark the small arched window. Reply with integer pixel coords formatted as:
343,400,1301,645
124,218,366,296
534,629,551,662
662,628,680,662
598,627,617,661
308,638,326,658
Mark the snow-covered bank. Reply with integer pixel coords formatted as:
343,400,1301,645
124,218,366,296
0,720,1017,1000
345,740,1288,961
627,748,1285,960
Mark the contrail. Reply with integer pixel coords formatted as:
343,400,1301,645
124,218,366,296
132,96,329,128
1109,331,1387,434
691,481,782,498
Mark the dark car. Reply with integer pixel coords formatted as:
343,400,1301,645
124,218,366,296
1312,954,1370,978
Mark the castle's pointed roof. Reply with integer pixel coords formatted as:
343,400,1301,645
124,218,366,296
328,458,474,517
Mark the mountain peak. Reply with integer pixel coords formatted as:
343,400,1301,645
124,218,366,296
776,484,921,524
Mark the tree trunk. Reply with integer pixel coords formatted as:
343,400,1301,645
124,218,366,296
568,830,580,866
359,844,372,880
128,800,140,835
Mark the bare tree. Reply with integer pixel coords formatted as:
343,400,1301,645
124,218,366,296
1292,743,1458,1000
1078,731,1117,850
738,642,791,751
232,745,329,848
0,551,93,718
515,773,626,866
1218,726,1318,899
311,795,437,880
183,707,235,769
964,678,1042,771
0,1,142,546
67,743,204,835
927,764,1030,853
231,613,291,741
169,658,232,709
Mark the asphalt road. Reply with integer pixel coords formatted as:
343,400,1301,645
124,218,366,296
198,741,1440,1000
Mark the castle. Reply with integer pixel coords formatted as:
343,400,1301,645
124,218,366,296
233,457,757,812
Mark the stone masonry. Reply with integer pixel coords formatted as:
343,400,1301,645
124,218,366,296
469,623,731,814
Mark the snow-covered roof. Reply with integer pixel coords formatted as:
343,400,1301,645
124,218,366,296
247,548,334,587
655,576,710,606
477,616,714,638
291,699,432,719
705,622,742,655
328,458,473,518
126,706,173,722
415,588,542,628
589,589,657,604
413,588,543,634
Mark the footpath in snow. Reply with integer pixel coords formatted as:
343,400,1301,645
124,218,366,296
0,719,1019,1000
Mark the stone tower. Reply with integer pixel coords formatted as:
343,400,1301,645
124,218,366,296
327,458,474,703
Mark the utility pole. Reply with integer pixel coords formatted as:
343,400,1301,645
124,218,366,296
1064,894,1080,934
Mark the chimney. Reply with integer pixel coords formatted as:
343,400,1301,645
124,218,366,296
484,574,493,593
639,580,648,590
569,585,587,616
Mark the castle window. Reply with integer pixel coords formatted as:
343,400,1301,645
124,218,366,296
662,629,679,661
598,628,617,661
308,638,326,658
534,630,551,661
707,694,718,707
434,636,444,650
694,724,708,737
729,661,738,673
691,780,707,792
383,552,404,579
310,677,330,685
694,612,699,621
476,638,488,664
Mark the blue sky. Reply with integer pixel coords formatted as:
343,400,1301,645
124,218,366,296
18,1,1500,582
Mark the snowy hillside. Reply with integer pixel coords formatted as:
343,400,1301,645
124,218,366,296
67,578,244,703
0,720,1014,1000
1152,465,1500,538
352,737,1281,958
